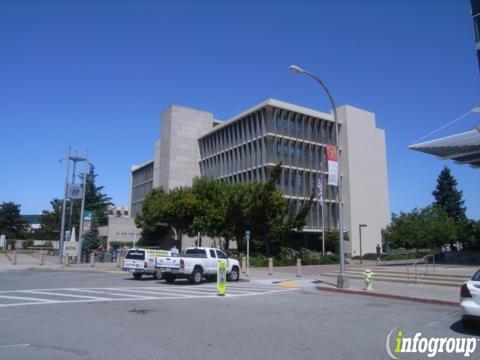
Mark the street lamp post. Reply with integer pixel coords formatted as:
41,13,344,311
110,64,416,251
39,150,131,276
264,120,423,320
289,65,348,288
359,224,367,264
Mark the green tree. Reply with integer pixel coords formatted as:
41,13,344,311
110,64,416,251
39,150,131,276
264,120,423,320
243,163,314,256
383,205,456,249
35,199,63,240
432,167,466,221
81,218,100,255
0,202,28,239
135,187,200,250
82,165,113,226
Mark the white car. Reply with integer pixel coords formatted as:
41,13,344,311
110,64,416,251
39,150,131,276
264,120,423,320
460,269,480,327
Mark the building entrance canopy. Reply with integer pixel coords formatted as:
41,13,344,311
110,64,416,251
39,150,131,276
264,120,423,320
409,129,480,168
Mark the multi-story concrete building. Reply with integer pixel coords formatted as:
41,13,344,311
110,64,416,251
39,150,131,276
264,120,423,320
131,99,390,256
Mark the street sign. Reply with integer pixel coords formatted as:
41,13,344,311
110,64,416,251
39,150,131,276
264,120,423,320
67,184,83,199
84,211,92,221
64,242,78,257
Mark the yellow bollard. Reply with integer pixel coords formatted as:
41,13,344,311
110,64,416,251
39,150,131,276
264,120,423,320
217,261,227,296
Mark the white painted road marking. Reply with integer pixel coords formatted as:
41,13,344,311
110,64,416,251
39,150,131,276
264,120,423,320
0,283,295,308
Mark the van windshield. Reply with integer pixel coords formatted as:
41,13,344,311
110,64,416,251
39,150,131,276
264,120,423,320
126,250,145,260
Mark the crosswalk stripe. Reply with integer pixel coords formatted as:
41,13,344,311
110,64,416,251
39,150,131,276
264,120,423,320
107,288,193,297
0,295,54,303
19,290,108,301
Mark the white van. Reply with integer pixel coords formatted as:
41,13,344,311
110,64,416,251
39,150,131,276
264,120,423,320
122,248,172,280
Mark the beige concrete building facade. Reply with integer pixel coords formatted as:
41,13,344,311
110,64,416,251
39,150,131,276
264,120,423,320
131,99,390,255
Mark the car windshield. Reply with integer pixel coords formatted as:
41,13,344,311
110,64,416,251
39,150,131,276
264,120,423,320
471,269,480,281
125,250,145,260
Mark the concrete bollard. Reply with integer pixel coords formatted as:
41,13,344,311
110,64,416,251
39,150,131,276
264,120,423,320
296,258,302,277
241,256,246,273
40,251,44,265
12,251,17,265
268,257,273,275
116,255,123,268
90,252,95,267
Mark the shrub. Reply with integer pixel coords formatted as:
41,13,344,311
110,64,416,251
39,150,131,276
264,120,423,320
22,239,34,249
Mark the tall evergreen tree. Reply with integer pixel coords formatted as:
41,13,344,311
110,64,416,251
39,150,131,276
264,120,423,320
35,199,63,240
432,167,466,221
80,165,113,226
81,218,99,254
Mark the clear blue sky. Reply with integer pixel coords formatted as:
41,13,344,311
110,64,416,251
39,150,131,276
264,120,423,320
0,0,479,219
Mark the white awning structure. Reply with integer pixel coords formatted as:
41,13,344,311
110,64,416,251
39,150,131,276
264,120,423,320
408,129,480,168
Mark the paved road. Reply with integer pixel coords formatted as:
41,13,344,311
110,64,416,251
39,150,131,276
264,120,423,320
0,270,479,360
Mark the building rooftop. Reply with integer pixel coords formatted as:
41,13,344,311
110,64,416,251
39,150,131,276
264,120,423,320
199,98,334,139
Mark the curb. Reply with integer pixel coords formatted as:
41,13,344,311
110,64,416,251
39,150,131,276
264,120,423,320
315,286,458,307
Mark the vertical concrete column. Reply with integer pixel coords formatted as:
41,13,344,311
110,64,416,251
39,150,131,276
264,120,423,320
296,258,302,277
12,251,17,265
90,252,95,267
40,251,44,266
241,257,246,273
117,256,123,268
268,258,273,275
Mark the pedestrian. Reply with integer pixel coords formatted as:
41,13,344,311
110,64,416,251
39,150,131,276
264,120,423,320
109,247,117,263
376,244,381,262
99,245,106,262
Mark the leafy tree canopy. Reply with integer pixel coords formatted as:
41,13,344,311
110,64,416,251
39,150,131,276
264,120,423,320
0,202,28,239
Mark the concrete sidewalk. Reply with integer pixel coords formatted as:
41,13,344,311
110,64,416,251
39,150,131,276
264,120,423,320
242,265,462,306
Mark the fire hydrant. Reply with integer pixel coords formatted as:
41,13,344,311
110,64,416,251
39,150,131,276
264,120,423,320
363,269,374,291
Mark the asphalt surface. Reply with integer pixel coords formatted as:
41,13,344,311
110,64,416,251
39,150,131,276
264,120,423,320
0,270,479,360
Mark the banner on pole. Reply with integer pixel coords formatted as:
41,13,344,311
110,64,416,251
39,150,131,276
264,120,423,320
326,145,339,187
67,184,83,199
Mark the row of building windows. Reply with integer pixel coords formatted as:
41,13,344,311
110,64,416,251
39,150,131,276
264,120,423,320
200,107,338,159
132,162,154,186
199,110,266,158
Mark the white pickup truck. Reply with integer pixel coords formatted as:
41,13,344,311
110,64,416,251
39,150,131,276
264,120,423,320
155,247,240,284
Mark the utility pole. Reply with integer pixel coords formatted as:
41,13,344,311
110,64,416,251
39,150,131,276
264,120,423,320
77,153,89,264
59,147,71,264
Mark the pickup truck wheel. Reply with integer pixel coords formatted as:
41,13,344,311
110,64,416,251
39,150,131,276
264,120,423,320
164,274,176,283
189,268,203,284
133,273,142,280
153,270,159,280
228,266,240,282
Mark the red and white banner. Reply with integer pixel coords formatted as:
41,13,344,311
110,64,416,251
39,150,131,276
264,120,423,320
326,145,338,187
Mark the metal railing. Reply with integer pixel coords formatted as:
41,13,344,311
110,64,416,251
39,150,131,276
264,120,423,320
407,254,435,283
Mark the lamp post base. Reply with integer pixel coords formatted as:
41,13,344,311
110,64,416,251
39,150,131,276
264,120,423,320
336,273,349,288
